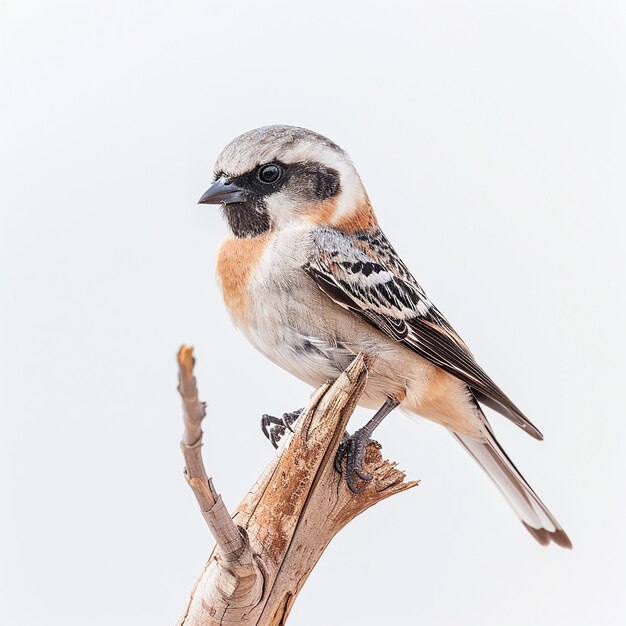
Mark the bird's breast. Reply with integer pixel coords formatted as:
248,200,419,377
216,235,270,328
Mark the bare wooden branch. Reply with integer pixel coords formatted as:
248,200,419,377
176,346,418,626
177,346,262,606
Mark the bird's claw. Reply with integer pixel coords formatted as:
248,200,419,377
334,427,373,493
260,408,303,448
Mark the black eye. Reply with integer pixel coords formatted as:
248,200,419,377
257,163,282,184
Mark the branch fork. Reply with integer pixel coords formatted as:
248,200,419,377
176,345,417,626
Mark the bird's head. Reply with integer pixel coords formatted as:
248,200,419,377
199,125,376,237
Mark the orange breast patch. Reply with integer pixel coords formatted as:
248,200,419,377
216,235,269,327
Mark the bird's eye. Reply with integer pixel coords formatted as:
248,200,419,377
257,163,282,184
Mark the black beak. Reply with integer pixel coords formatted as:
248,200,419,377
198,180,248,205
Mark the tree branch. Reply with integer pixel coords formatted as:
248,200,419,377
176,346,418,626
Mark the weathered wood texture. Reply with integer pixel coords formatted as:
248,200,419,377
176,346,418,626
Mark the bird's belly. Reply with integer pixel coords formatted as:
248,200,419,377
246,322,477,435
232,287,481,436
240,305,353,390
236,282,426,409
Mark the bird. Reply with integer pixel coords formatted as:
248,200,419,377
198,125,571,548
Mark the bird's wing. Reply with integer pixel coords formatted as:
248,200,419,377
305,226,543,440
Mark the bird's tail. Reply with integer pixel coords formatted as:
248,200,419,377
454,428,572,548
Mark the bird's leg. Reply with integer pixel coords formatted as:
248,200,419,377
335,396,400,493
260,407,304,449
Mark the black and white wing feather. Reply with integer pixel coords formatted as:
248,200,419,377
305,226,543,440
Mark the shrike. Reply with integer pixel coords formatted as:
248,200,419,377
198,125,571,548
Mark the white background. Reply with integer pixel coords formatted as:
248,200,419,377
2,1,625,624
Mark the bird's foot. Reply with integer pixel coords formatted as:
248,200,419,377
334,427,373,493
260,408,303,448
